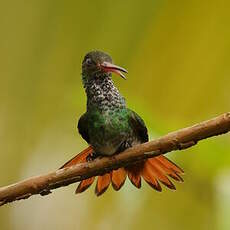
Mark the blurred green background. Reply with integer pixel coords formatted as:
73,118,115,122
1,0,230,229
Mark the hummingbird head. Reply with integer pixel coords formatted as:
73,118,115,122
82,51,128,82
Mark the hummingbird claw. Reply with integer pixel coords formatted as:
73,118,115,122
86,152,99,162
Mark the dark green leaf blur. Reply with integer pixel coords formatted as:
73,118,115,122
0,1,230,229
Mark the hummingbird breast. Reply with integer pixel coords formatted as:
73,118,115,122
87,108,135,156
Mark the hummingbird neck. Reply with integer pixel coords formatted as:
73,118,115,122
82,74,126,112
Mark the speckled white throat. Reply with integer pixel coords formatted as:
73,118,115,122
83,73,126,112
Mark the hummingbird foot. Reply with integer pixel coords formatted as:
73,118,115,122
86,152,100,162
116,141,132,153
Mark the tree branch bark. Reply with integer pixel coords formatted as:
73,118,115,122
0,112,230,206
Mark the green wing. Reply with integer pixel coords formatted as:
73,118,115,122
128,109,149,143
77,113,90,143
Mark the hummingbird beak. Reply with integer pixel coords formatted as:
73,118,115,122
100,61,128,79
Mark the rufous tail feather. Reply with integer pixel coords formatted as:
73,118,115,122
95,173,111,196
60,146,184,196
111,168,127,191
59,146,93,169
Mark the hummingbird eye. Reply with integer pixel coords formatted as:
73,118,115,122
85,58,93,66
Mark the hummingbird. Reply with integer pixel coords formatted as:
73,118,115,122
60,50,184,196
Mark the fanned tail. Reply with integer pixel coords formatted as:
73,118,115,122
60,146,184,196
127,155,184,192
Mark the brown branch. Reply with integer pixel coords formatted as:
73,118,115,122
0,112,230,206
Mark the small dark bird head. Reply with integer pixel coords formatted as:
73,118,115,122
82,51,128,83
